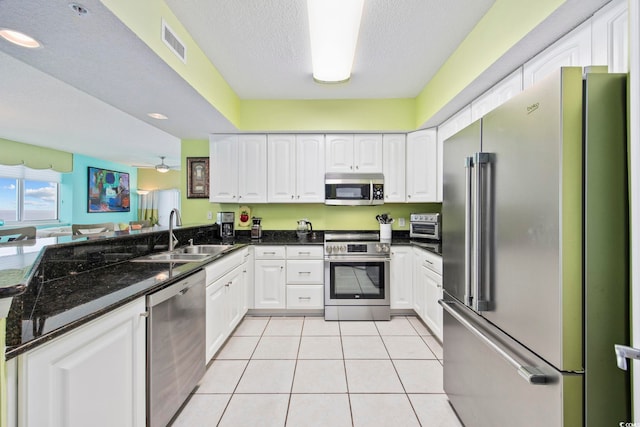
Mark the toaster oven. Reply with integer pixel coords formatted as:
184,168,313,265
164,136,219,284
410,213,441,240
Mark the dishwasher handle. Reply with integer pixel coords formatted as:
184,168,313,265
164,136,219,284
147,270,206,307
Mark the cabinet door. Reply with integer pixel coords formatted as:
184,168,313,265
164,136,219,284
422,266,443,341
206,282,227,362
354,134,383,173
19,299,146,427
390,246,413,309
267,134,296,202
413,251,425,319
471,69,523,122
254,259,286,308
238,134,268,203
523,20,591,89
591,0,628,73
437,107,472,202
242,247,255,310
406,129,438,202
209,135,239,202
325,134,355,173
296,134,325,203
226,266,245,332
382,134,406,203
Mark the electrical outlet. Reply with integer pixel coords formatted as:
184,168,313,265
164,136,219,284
399,218,405,227
207,211,213,220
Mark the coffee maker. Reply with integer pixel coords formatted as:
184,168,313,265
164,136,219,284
216,212,235,239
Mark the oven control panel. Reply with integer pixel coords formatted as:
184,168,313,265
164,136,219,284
325,242,390,255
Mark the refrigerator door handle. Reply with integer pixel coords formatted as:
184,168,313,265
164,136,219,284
614,344,640,370
473,152,491,311
440,300,548,385
464,156,474,306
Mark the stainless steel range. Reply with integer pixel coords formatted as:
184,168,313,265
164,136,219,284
324,232,390,321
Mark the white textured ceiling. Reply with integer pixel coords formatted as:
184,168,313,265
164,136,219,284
0,0,614,169
164,0,494,99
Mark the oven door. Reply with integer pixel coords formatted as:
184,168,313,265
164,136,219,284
324,258,390,305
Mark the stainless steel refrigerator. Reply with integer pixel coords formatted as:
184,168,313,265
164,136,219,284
441,67,630,426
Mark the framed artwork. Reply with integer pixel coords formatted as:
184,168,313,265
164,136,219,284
187,157,209,198
87,167,130,212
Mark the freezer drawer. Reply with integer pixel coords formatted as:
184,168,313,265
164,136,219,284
442,300,582,427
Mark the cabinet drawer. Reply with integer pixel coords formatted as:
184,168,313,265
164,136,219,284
415,248,442,275
286,260,324,284
205,250,243,284
254,246,286,259
286,245,324,259
286,285,324,309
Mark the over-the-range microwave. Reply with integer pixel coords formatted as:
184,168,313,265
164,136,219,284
324,173,384,206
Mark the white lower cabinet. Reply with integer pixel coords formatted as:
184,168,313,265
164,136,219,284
205,250,249,361
390,246,413,309
253,245,324,311
413,247,443,341
286,285,324,309
254,259,287,309
17,298,146,427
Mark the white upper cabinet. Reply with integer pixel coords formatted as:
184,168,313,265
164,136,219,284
268,134,324,203
471,69,523,122
210,134,267,203
437,107,472,202
592,0,629,73
382,134,406,203
209,134,238,202
326,134,383,173
523,20,592,89
406,129,438,203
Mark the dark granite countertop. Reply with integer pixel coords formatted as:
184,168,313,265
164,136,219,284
4,226,440,360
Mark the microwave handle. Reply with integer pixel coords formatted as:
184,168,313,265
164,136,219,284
370,180,374,205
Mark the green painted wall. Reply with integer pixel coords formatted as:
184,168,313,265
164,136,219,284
239,99,415,132
137,168,180,191
414,0,565,126
0,138,73,172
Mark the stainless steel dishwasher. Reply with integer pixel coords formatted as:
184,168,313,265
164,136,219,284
147,269,206,427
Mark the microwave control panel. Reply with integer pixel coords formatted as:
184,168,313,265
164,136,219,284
372,184,384,200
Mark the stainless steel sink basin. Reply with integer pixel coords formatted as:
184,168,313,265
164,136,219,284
132,244,234,263
178,245,233,255
132,252,212,263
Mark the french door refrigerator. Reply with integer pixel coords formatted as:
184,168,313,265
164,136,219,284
441,67,630,426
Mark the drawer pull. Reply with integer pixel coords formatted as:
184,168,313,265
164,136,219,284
298,297,311,300
298,251,311,255
298,271,311,274
264,251,276,255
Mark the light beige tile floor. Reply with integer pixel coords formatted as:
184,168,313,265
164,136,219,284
172,315,462,427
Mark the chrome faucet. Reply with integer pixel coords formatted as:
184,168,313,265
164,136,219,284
168,208,182,251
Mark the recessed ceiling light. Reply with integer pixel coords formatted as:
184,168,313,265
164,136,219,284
68,3,90,17
147,113,168,120
0,29,41,49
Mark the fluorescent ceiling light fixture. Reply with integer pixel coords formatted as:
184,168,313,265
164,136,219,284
307,0,364,83
147,112,168,120
0,29,41,49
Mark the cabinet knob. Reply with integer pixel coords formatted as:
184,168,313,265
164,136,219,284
297,195,300,199
291,195,294,199
355,165,359,170
350,165,353,170
408,194,411,198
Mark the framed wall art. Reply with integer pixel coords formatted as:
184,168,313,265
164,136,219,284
187,157,209,198
87,166,130,212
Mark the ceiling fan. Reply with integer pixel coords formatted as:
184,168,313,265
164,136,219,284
155,156,171,173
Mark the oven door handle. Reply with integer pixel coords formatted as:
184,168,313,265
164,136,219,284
324,257,390,263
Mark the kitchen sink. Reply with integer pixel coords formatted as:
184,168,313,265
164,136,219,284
131,244,234,263
177,244,234,255
132,252,212,263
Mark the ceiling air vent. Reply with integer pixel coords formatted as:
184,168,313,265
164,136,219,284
162,19,186,63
